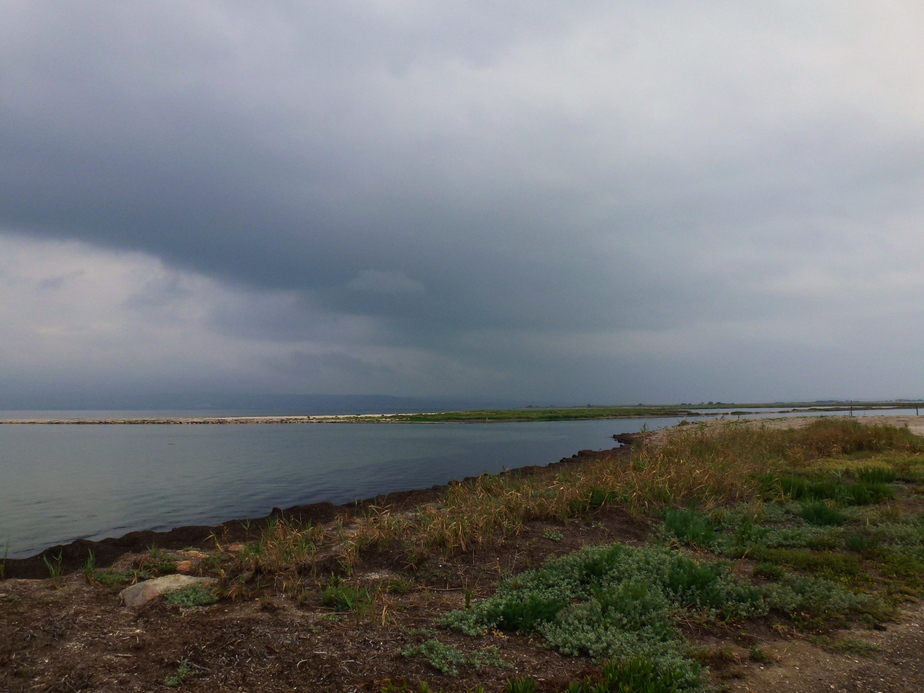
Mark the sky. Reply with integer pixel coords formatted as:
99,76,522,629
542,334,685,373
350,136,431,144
1,1,924,408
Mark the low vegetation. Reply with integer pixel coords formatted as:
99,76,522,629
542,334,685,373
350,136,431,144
7,417,924,691
185,417,924,690
311,400,920,423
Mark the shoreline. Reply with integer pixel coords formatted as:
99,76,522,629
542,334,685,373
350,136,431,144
1,440,637,578
8,414,924,573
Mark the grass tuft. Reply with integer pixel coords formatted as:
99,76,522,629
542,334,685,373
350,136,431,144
799,502,848,526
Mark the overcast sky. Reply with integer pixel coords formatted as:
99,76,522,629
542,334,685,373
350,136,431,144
2,2,923,407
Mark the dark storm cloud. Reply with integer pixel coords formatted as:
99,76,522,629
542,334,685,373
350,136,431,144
2,1,924,402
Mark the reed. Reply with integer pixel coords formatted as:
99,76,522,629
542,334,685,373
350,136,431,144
219,516,324,599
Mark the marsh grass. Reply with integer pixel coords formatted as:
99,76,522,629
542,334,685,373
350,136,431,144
219,517,324,599
212,418,922,585
350,420,811,564
195,417,922,686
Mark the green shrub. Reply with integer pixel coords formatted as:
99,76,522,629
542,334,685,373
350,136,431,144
759,526,842,550
91,570,138,591
164,584,218,607
811,635,879,657
763,574,879,620
486,594,567,632
444,544,768,692
753,562,785,581
564,657,697,693
401,639,507,676
845,533,881,553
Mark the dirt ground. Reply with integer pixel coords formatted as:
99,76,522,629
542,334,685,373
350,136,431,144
2,417,923,692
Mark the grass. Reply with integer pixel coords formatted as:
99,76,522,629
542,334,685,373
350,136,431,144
6,416,923,692
91,569,142,591
42,551,64,586
309,400,921,424
81,549,97,584
210,418,924,599
164,659,198,687
184,417,924,690
145,545,178,574
435,419,919,688
209,419,921,586
219,516,324,600
386,406,698,423
321,577,373,612
799,501,848,526
811,635,880,657
661,508,718,547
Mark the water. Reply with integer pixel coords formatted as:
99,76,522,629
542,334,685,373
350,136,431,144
0,417,683,558
2,407,919,558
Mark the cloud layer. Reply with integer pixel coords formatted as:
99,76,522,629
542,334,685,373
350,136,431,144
2,2,924,405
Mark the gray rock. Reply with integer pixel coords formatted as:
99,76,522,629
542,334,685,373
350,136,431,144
119,574,215,608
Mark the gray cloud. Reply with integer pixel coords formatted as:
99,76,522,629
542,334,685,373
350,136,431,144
2,2,924,405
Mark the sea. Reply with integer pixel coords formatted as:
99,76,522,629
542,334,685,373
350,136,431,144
0,408,918,558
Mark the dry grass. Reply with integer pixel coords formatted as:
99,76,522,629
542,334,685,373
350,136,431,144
216,418,924,582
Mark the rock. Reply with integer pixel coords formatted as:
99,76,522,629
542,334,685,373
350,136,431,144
119,574,215,608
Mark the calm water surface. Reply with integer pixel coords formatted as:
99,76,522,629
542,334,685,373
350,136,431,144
0,418,683,558
2,408,917,558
